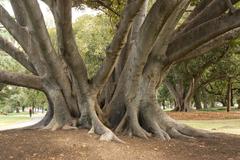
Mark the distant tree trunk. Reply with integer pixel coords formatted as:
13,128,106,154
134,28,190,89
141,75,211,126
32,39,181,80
204,102,209,109
227,78,232,112
162,101,166,110
22,106,25,112
16,101,20,113
165,78,195,112
194,93,202,110
231,88,234,106
237,98,240,110
210,101,216,108
32,102,35,114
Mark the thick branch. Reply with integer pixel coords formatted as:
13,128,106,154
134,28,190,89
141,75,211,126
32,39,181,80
0,4,30,51
49,0,88,84
0,36,36,74
167,9,240,63
21,0,56,60
10,0,29,26
164,80,180,101
178,0,240,35
95,0,120,17
92,0,145,90
187,0,213,21
176,0,212,34
173,27,240,64
1,2,50,78
125,0,186,89
21,0,70,81
150,0,190,60
0,70,43,90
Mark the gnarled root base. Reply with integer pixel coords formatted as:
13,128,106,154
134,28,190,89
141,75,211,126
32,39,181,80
42,118,78,131
77,98,125,143
115,102,211,141
23,99,210,143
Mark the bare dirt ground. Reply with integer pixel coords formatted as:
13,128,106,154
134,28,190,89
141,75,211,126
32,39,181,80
0,130,240,160
0,112,240,160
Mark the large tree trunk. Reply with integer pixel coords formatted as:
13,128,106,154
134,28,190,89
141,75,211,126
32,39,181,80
1,0,240,142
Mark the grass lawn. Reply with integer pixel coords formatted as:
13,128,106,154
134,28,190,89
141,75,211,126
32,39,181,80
180,119,240,135
0,112,239,135
0,112,44,127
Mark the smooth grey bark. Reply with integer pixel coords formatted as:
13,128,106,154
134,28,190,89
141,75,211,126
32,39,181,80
0,70,43,90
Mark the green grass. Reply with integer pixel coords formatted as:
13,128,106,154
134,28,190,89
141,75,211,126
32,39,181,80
1,112,239,135
0,112,43,127
180,119,240,135
164,107,239,112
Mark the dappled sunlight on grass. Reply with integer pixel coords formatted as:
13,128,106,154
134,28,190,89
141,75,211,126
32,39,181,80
180,119,240,135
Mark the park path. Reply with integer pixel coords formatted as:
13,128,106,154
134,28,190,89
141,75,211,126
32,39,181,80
0,116,43,131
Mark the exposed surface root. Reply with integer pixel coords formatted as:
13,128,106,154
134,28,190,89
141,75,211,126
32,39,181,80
114,111,151,139
88,126,125,143
150,122,170,140
78,114,91,129
113,101,212,141
175,123,211,138
42,118,78,131
62,125,78,130
167,127,194,140
130,124,151,139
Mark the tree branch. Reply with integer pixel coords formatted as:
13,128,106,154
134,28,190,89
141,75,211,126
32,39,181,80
167,9,240,63
164,80,180,100
173,27,240,64
48,0,88,84
0,4,30,52
0,36,36,74
176,0,212,34
92,0,145,90
193,50,227,79
149,0,190,60
0,70,43,90
178,0,240,36
94,0,120,17
10,0,29,26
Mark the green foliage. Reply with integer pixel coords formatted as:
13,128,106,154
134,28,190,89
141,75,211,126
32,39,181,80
1,13,114,112
0,37,46,113
49,14,114,78
159,39,240,108
73,14,113,77
0,86,47,113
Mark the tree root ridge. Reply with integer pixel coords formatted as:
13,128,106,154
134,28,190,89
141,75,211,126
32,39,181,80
88,125,125,143
114,103,212,141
